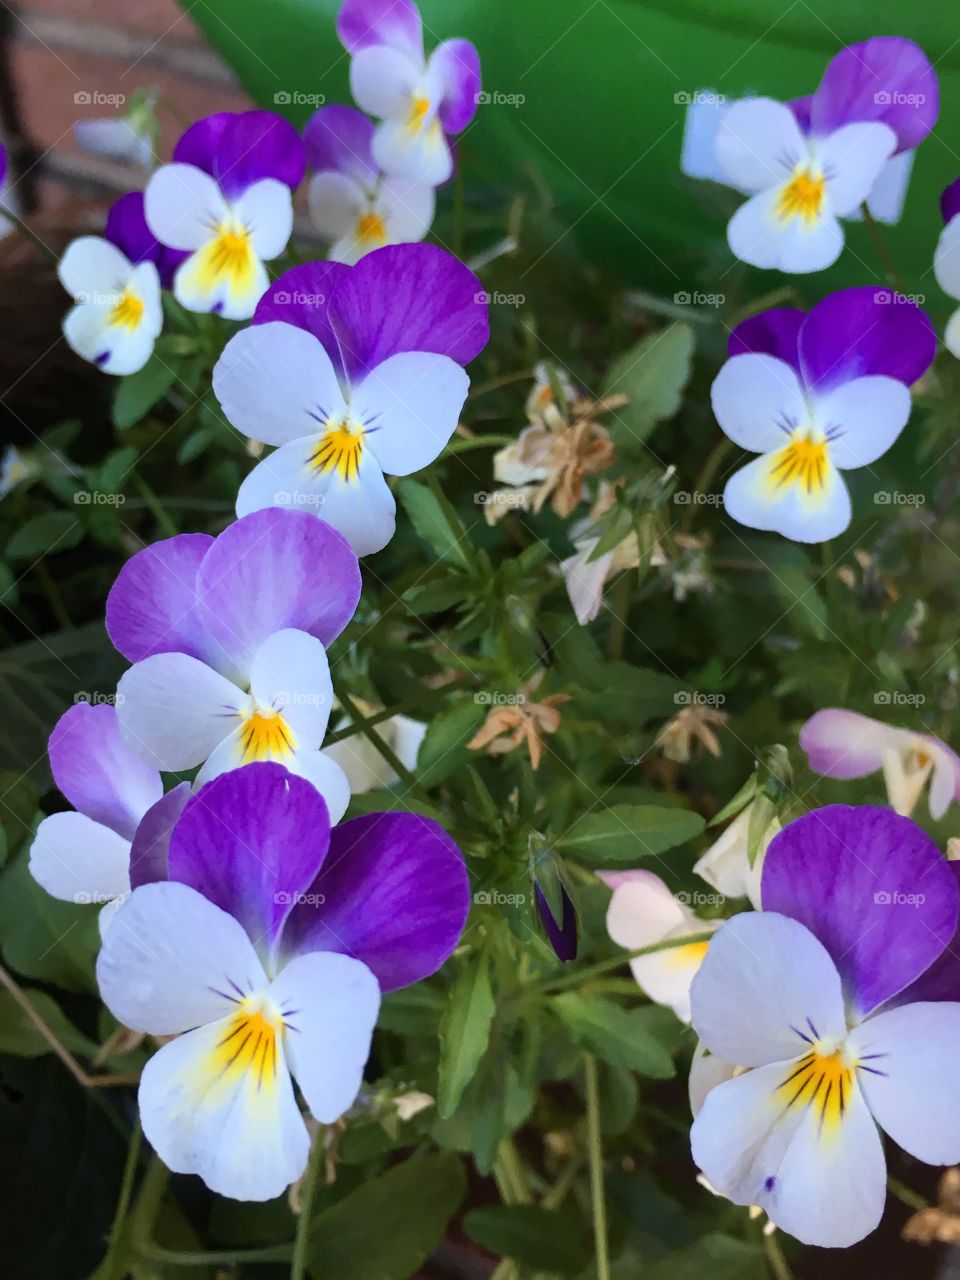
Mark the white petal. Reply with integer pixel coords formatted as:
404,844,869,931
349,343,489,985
690,912,846,1067
606,871,686,948
117,653,242,771
287,749,351,823
353,352,469,475
312,453,397,555
715,99,808,193
688,1040,738,1118
63,303,157,376
928,745,960,820
174,246,269,321
711,354,807,454
58,236,133,300
693,1059,886,1247
350,45,420,120
97,881,268,1035
139,1015,308,1201
214,323,346,448
378,176,435,243
250,628,333,749
561,543,613,625
816,123,897,217
814,376,911,470
29,812,130,906
728,188,844,273
144,163,229,251
236,439,333,520
945,306,960,360
233,178,294,261
309,171,367,245
934,215,960,301
851,1002,960,1164
270,952,380,1122
372,117,452,185
723,451,852,544
74,119,151,166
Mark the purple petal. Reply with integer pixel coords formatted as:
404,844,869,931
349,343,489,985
106,533,217,666
799,708,888,779
810,37,939,153
194,509,361,676
761,805,958,1017
430,39,481,134
174,111,305,199
798,286,936,394
535,883,578,962
129,782,191,889
942,177,960,226
337,0,423,60
728,308,805,375
281,812,469,992
168,764,329,958
48,703,162,842
788,95,812,134
328,244,489,380
894,864,960,1004
104,191,186,290
254,261,352,366
303,105,376,186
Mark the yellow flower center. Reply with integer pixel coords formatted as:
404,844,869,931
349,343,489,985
767,431,829,497
208,1000,284,1090
238,707,297,763
208,226,256,280
356,210,388,245
776,169,826,224
309,420,366,482
110,288,145,331
776,1048,855,1137
407,93,431,132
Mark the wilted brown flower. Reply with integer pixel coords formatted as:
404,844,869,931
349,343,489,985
657,704,728,763
902,1168,960,1245
467,673,571,771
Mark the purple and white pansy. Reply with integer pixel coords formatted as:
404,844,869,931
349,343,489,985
305,105,435,264
711,287,936,542
338,0,481,187
212,244,489,555
801,708,960,821
691,805,960,1247
144,110,305,319
108,508,361,820
97,763,470,1200
717,37,938,272
934,177,960,357
58,192,170,375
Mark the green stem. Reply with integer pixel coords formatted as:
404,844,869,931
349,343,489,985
34,561,72,629
324,683,462,746
584,1054,610,1280
107,1119,142,1253
2,207,59,264
132,473,178,538
764,1231,793,1280
334,685,430,801
887,1174,929,1212
684,438,732,529
534,931,716,995
495,1138,533,1205
138,1242,294,1266
442,433,515,456
861,204,907,296
291,1128,326,1280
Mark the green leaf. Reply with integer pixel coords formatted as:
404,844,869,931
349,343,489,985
0,852,99,991
402,576,469,616
644,1234,766,1280
396,479,471,568
437,953,496,1118
771,563,830,641
307,1152,466,1280
0,988,97,1058
556,804,704,865
6,512,83,560
602,324,694,450
464,1205,591,1273
111,351,178,430
416,697,486,788
551,994,675,1076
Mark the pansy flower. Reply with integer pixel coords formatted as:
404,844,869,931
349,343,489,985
691,805,960,1247
692,801,780,910
801,708,960,820
74,91,157,168
28,702,181,933
338,0,480,186
712,288,936,542
717,37,937,272
58,193,172,375
600,870,718,1022
212,245,488,555
108,508,361,820
934,177,960,357
305,105,434,264
97,763,469,1200
144,111,304,319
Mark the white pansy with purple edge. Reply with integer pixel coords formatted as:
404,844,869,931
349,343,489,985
338,0,480,186
717,37,937,272
212,244,489,556
711,287,936,543
934,177,960,357
690,805,960,1247
599,870,718,1022
144,111,304,319
800,708,960,820
28,701,173,934
107,508,361,821
305,104,435,264
97,763,469,1200
58,192,172,376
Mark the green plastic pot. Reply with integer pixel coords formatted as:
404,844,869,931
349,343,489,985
185,0,959,300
